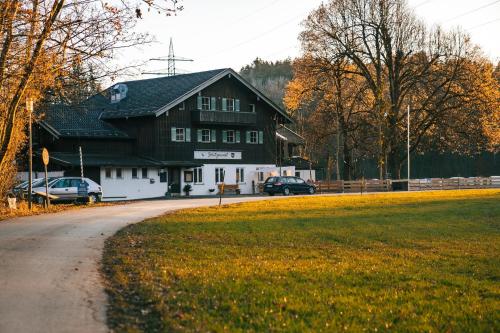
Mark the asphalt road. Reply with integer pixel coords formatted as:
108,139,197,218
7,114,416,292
0,196,287,333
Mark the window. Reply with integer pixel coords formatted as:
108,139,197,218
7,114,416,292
179,102,185,110
226,130,234,143
215,168,225,183
201,96,210,110
258,172,264,182
141,168,148,179
184,170,193,182
247,130,258,144
176,128,185,141
295,171,300,177
116,168,123,179
193,167,203,183
223,130,240,143
105,168,112,179
227,98,235,111
296,178,305,184
236,168,245,183
171,127,191,142
132,168,138,179
198,129,211,143
249,104,255,112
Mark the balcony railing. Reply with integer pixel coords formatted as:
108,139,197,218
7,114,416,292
191,110,256,125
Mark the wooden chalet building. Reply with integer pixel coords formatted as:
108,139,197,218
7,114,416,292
35,68,297,200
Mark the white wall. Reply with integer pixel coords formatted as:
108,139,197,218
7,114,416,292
295,169,316,182
180,164,295,196
100,167,168,201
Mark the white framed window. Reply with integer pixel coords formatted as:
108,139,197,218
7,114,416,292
105,168,112,179
141,168,148,179
223,130,240,143
176,128,185,141
171,127,191,142
116,168,123,179
247,130,258,144
201,97,211,110
193,167,203,183
249,104,255,112
236,168,245,183
197,129,211,143
227,98,235,111
132,168,138,179
258,172,264,182
215,168,225,183
179,101,185,110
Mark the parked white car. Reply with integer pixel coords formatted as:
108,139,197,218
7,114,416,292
32,177,102,204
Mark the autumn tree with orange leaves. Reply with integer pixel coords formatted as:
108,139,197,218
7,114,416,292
0,0,182,198
293,0,499,179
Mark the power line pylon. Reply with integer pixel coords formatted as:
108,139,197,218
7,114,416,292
143,38,193,76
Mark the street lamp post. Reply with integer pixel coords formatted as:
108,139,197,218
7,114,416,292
26,98,34,209
407,104,410,189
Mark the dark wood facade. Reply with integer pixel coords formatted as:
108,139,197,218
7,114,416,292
103,74,281,165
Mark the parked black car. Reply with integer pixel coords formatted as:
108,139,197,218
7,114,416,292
263,176,316,196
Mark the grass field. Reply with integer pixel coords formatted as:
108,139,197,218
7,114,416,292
102,190,500,332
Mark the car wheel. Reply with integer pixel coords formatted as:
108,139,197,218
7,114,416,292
308,187,315,195
35,195,44,205
283,187,290,196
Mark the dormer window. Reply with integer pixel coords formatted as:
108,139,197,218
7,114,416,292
110,83,128,103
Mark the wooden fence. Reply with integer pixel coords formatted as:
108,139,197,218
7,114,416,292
257,177,499,194
408,177,500,191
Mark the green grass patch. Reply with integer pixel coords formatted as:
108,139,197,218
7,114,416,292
102,190,500,332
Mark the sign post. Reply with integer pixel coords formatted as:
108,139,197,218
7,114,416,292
42,148,50,208
27,98,34,210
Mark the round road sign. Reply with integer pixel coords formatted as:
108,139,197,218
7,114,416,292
42,148,49,166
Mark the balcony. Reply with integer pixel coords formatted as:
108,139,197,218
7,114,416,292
191,110,256,126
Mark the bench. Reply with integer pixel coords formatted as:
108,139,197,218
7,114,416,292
217,184,240,195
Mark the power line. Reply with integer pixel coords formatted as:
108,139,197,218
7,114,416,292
199,13,304,61
226,0,283,26
466,17,500,30
413,0,433,9
443,0,500,23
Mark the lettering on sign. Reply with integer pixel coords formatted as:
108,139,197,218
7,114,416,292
194,151,242,160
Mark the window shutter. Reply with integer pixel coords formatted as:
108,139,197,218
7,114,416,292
197,96,202,110
235,131,240,143
197,129,202,142
222,130,227,143
246,131,251,143
235,99,240,112
211,97,216,111
211,129,216,142
222,98,227,111
171,127,177,141
186,128,191,142
258,131,264,144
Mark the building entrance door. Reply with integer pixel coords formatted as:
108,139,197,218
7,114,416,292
168,168,181,194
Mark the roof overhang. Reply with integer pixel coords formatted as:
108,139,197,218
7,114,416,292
154,68,293,123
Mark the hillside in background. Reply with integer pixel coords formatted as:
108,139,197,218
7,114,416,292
240,58,293,109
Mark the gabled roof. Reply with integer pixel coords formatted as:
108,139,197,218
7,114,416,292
38,105,130,139
87,68,292,122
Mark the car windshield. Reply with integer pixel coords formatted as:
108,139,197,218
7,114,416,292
32,177,57,187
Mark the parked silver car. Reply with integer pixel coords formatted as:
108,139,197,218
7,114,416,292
32,177,102,204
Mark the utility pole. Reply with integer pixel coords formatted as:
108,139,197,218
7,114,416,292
407,105,410,187
27,98,34,210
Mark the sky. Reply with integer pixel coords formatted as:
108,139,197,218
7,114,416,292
116,0,500,81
